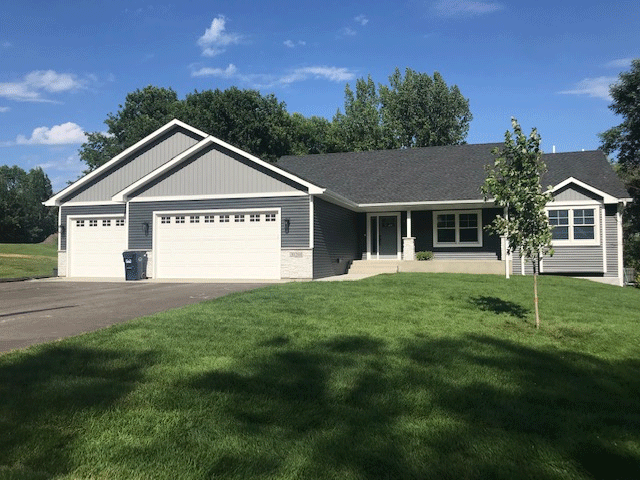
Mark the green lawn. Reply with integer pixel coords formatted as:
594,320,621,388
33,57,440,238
1,273,639,479
0,242,57,278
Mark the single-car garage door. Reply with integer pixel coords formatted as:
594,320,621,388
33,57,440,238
154,210,281,279
68,217,127,277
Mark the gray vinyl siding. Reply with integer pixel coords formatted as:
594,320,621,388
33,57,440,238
313,197,360,279
512,204,618,276
131,143,302,198
59,204,126,250
553,185,602,202
542,246,603,273
412,208,502,260
128,196,310,250
61,127,202,203
605,205,619,278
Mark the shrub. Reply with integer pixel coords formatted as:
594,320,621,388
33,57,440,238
416,251,434,261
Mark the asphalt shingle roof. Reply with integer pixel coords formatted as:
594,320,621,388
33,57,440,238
277,144,629,204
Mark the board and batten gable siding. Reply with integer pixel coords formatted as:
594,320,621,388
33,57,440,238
128,196,310,251
61,127,202,203
130,143,303,198
312,197,360,279
60,204,126,250
553,184,603,202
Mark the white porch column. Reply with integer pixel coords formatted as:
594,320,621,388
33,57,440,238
403,210,415,261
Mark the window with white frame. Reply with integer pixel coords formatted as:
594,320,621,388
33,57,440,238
433,210,482,247
116,219,125,226
547,206,599,244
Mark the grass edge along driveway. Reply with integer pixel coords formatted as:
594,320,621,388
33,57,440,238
1,273,639,480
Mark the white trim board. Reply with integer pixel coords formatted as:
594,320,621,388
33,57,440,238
128,191,309,202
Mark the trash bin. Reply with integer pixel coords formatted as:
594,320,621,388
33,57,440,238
122,251,147,280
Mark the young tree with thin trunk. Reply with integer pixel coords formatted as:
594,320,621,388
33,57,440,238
482,118,554,328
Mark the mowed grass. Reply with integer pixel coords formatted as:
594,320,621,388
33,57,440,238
0,242,57,278
1,273,640,479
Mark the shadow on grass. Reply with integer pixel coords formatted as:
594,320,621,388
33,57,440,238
0,345,156,479
469,295,530,319
187,334,640,479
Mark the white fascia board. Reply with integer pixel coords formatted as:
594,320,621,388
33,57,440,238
45,119,208,206
549,177,620,204
357,198,494,212
318,190,358,210
113,135,324,202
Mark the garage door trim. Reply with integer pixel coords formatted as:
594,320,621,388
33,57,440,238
152,207,282,280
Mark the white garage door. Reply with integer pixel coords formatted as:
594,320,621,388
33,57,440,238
154,211,281,279
68,217,127,277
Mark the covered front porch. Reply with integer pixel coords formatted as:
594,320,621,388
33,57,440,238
361,206,512,277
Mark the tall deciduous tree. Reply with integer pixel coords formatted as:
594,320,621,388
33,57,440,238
482,118,553,328
79,86,181,172
0,166,56,243
181,87,293,162
332,68,472,152
332,76,385,151
379,68,472,148
598,58,640,269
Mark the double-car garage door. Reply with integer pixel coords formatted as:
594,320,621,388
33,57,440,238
154,210,281,279
67,210,281,279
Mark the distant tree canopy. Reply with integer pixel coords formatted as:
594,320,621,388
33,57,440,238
0,166,56,243
78,68,473,172
599,58,640,269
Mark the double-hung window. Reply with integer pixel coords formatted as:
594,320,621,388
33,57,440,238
547,206,599,245
433,210,483,247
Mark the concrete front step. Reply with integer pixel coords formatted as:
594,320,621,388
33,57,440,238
348,260,399,275
348,260,505,276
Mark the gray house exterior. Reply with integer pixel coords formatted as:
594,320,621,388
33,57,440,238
46,119,631,285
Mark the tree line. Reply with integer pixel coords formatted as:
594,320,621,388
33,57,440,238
0,166,56,243
79,67,472,172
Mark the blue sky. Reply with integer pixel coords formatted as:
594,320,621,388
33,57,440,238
1,0,638,192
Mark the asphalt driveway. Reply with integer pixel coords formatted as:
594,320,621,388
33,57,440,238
0,279,268,354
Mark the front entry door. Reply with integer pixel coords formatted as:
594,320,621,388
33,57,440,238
379,215,398,257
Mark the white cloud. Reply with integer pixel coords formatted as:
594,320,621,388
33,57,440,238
0,106,9,112
197,16,243,57
283,66,355,83
432,0,503,17
2,41,11,48
604,58,635,69
191,64,238,78
558,76,616,101
0,70,88,102
283,39,306,48
190,64,355,88
354,14,369,26
16,122,87,145
340,27,357,37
